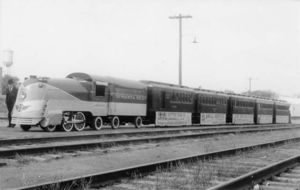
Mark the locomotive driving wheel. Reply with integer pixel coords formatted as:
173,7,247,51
61,112,74,132
91,116,103,130
73,112,86,131
61,120,73,132
110,116,120,129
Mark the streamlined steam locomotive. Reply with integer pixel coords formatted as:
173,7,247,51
12,73,290,132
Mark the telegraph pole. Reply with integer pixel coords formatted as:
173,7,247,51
169,14,192,86
0,0,2,94
249,77,252,92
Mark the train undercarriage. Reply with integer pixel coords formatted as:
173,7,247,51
20,111,144,132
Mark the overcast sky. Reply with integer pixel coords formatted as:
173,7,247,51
0,0,299,96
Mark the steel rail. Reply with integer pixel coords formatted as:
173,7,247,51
0,126,299,158
15,137,300,190
0,123,296,147
207,155,300,190
0,125,300,147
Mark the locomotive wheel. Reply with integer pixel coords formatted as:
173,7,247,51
91,116,103,130
110,116,120,129
73,112,86,131
134,116,143,128
61,117,74,132
20,125,31,131
43,125,57,132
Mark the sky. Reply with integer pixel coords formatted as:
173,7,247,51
0,0,299,96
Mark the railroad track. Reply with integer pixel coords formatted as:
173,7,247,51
0,124,299,158
1,123,296,145
14,137,300,190
208,155,300,190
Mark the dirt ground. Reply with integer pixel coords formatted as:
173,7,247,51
0,121,300,189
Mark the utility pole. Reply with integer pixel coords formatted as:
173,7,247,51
249,77,252,92
0,0,2,94
169,14,192,86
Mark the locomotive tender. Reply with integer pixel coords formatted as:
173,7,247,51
12,73,291,132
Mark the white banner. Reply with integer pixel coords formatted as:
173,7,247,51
257,115,273,124
155,112,191,126
200,113,226,125
276,115,289,123
232,114,254,124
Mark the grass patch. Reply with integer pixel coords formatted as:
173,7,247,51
14,153,36,165
130,144,280,189
149,161,216,190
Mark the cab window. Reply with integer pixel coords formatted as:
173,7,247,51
96,85,105,96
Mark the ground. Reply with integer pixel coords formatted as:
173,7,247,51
0,120,300,189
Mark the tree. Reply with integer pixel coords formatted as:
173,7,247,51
223,89,236,94
1,75,20,95
242,90,279,99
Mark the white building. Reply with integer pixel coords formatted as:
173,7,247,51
281,97,300,124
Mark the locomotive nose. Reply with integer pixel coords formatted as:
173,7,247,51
12,83,48,126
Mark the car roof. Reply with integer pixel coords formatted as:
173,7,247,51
67,72,147,90
140,80,195,92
